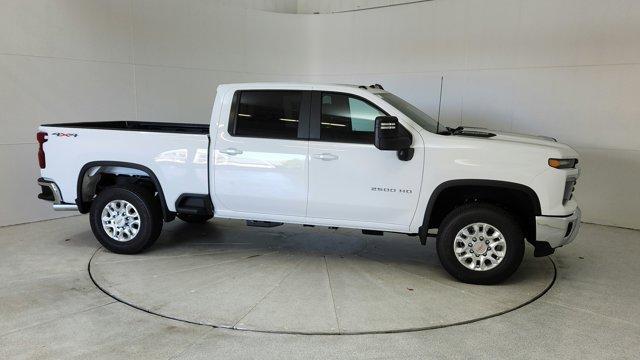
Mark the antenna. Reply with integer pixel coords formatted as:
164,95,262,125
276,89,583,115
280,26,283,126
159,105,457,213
436,76,443,133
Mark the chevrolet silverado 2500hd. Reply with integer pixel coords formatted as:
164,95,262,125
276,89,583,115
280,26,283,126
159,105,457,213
36,83,581,284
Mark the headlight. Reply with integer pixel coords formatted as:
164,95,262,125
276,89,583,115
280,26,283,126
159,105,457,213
548,158,578,169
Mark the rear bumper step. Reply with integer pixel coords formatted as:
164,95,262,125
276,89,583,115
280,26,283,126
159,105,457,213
37,178,78,211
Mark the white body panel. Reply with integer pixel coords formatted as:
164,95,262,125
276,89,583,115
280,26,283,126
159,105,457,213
209,84,311,218
212,136,309,216
307,138,424,228
409,132,580,233
40,82,580,237
39,127,209,212
304,86,425,230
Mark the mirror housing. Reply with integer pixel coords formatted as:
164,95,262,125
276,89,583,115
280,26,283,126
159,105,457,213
374,116,412,151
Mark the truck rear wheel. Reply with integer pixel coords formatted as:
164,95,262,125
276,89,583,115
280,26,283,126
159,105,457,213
436,203,524,284
89,185,163,254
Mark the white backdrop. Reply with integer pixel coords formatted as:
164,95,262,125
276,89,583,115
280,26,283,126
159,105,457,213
1,0,639,229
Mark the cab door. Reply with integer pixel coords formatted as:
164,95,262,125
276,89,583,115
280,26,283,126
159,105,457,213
212,89,311,217
306,92,423,230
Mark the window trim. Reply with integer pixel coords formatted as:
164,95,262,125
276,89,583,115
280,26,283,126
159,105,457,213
227,90,311,141
310,91,389,144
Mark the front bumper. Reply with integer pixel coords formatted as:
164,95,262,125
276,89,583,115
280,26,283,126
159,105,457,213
535,207,581,248
37,178,78,211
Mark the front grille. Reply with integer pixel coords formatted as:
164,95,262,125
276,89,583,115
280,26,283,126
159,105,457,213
563,179,576,204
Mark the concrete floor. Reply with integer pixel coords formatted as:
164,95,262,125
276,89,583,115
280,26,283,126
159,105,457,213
89,220,554,334
1,216,639,359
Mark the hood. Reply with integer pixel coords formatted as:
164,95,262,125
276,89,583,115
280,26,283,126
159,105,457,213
448,126,580,160
461,126,570,148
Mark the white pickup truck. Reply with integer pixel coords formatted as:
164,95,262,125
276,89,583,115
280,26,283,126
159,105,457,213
36,83,581,284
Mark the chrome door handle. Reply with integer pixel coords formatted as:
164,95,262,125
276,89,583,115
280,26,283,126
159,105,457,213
221,148,243,155
313,153,339,161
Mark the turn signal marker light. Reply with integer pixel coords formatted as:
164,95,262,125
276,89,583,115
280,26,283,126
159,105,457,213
548,158,577,169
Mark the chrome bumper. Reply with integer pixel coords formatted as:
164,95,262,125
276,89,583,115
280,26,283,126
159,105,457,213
37,178,78,211
535,207,581,248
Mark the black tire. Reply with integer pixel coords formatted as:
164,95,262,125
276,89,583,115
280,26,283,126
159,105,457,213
177,213,212,224
89,185,163,254
436,203,525,284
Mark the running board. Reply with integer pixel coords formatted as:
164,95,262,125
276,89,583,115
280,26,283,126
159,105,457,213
175,194,213,216
246,220,283,228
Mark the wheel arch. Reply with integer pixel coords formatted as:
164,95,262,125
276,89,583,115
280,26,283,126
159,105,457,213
76,161,173,221
419,179,541,243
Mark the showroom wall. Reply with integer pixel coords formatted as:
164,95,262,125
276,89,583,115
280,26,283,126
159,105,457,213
0,0,263,226
1,0,639,229
296,0,433,14
297,0,640,230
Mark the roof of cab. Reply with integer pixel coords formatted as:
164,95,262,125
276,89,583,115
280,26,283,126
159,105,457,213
217,82,387,94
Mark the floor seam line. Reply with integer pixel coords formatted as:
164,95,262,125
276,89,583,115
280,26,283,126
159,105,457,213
155,253,298,300
0,300,117,339
83,243,559,336
232,255,306,328
93,247,273,264
357,252,554,308
0,269,89,289
103,250,279,286
360,251,524,298
324,255,342,333
357,252,474,292
540,299,640,328
343,257,452,324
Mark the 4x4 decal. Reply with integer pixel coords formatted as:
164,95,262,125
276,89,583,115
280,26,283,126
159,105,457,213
51,132,78,137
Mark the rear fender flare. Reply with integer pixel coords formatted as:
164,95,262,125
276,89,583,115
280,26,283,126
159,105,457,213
76,161,173,221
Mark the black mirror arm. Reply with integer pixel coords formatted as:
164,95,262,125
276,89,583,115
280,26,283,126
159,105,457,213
397,147,414,161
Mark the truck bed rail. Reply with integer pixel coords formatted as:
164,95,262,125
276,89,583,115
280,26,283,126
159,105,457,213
42,121,209,135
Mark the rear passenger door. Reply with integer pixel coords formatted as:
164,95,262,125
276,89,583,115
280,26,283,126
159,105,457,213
213,89,311,217
306,92,423,230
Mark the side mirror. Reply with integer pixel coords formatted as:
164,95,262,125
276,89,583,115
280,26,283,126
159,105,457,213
374,116,412,151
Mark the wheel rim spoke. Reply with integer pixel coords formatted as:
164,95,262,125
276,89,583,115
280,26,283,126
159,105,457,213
453,222,507,272
101,199,141,242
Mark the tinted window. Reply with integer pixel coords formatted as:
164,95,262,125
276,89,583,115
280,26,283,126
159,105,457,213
232,91,302,139
320,93,385,143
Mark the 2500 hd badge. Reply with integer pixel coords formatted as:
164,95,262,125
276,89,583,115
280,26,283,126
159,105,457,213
371,187,413,194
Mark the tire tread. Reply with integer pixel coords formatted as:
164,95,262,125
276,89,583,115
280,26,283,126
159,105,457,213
89,184,163,254
436,203,525,284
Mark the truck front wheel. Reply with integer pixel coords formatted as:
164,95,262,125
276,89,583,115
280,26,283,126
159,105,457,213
89,185,163,254
436,203,525,284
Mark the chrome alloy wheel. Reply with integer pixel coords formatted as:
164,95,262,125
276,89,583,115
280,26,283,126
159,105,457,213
453,222,507,271
101,200,141,242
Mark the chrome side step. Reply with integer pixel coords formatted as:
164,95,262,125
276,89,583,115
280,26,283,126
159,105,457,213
53,204,79,211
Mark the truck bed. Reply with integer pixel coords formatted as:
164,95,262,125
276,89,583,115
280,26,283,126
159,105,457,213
39,121,210,212
42,121,209,135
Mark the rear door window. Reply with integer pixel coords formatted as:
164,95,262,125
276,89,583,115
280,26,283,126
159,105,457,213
230,90,303,140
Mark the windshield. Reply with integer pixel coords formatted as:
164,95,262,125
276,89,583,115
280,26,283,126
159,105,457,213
376,92,439,133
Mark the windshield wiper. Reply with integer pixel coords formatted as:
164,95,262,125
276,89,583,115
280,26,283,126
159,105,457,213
440,126,496,138
440,126,464,135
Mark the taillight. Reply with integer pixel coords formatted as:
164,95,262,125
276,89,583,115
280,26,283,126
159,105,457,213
37,131,48,169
